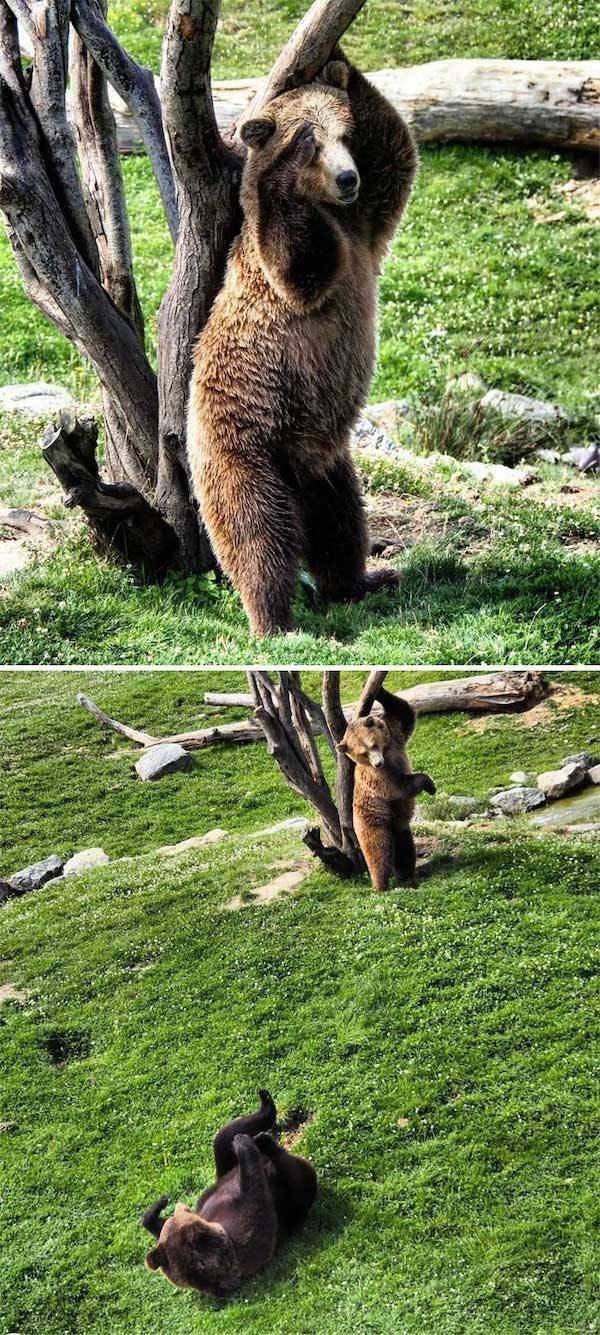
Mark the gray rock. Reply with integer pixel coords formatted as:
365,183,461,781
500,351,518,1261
446,795,479,815
63,847,109,876
364,399,411,434
351,416,398,456
135,743,193,782
509,771,532,786
489,787,546,815
568,444,599,473
536,762,588,801
445,371,486,399
561,751,600,772
480,389,568,422
9,854,64,895
157,830,227,856
458,459,536,488
0,382,75,416
535,448,564,465
588,765,600,785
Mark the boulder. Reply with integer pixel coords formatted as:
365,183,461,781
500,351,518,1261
536,762,588,801
489,787,546,815
445,371,486,399
157,830,227,856
509,771,533,786
0,382,75,416
561,752,599,772
364,399,411,434
9,854,64,895
588,765,600,786
63,847,110,876
568,444,599,473
480,389,568,422
351,416,398,456
135,743,193,782
446,795,479,816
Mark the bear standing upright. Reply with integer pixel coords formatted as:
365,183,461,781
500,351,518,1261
338,685,436,891
187,55,417,637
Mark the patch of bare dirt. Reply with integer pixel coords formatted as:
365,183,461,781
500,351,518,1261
0,538,31,577
0,983,30,1004
279,1108,316,1150
463,684,595,734
527,178,600,225
225,862,311,911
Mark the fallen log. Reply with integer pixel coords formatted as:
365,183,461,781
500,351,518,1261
13,26,600,153
68,62,600,157
204,671,546,718
78,671,547,754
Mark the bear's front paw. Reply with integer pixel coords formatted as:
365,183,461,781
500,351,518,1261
419,774,437,797
362,567,400,595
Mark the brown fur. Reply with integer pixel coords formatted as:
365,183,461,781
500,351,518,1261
187,55,417,636
142,1089,317,1299
339,687,435,892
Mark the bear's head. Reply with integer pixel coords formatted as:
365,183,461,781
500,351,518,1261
338,713,391,769
239,62,360,209
145,1202,239,1296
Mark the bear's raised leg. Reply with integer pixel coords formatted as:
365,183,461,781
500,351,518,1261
301,455,398,604
212,1089,277,1179
199,459,302,636
355,812,394,892
393,826,417,887
254,1132,318,1232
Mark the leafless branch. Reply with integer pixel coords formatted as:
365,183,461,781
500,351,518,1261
71,0,178,238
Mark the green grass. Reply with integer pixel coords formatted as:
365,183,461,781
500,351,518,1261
106,0,600,76
1,670,599,1331
1,444,599,664
1,786,599,1328
2,666,600,877
0,3,598,664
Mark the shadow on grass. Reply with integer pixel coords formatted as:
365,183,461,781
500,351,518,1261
200,1183,352,1311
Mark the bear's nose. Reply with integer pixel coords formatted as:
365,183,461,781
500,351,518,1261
336,170,358,195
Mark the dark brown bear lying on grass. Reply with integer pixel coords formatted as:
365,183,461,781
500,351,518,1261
142,1089,317,1298
338,686,436,891
187,54,417,636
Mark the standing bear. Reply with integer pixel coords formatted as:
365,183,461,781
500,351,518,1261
338,684,436,891
187,54,417,636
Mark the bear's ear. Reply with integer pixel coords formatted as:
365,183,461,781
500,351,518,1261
145,1245,167,1272
240,117,276,148
321,60,349,91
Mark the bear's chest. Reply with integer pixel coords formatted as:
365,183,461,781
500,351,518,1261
284,243,377,458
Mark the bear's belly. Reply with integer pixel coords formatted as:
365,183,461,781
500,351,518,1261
282,261,377,475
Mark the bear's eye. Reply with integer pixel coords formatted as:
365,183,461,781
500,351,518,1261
340,133,352,147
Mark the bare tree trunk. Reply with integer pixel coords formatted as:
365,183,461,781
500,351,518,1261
0,0,366,576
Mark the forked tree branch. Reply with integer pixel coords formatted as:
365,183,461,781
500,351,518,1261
5,0,100,272
239,0,366,133
155,0,239,569
71,0,178,238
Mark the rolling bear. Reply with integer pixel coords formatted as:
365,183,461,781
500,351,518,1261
142,1088,317,1298
338,685,436,891
187,55,417,636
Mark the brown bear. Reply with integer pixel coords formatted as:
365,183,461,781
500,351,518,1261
142,1088,317,1298
187,54,417,636
338,685,436,891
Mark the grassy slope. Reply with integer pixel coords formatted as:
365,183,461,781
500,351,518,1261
1,448,599,665
1,825,599,1333
1,672,599,1331
2,666,600,876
